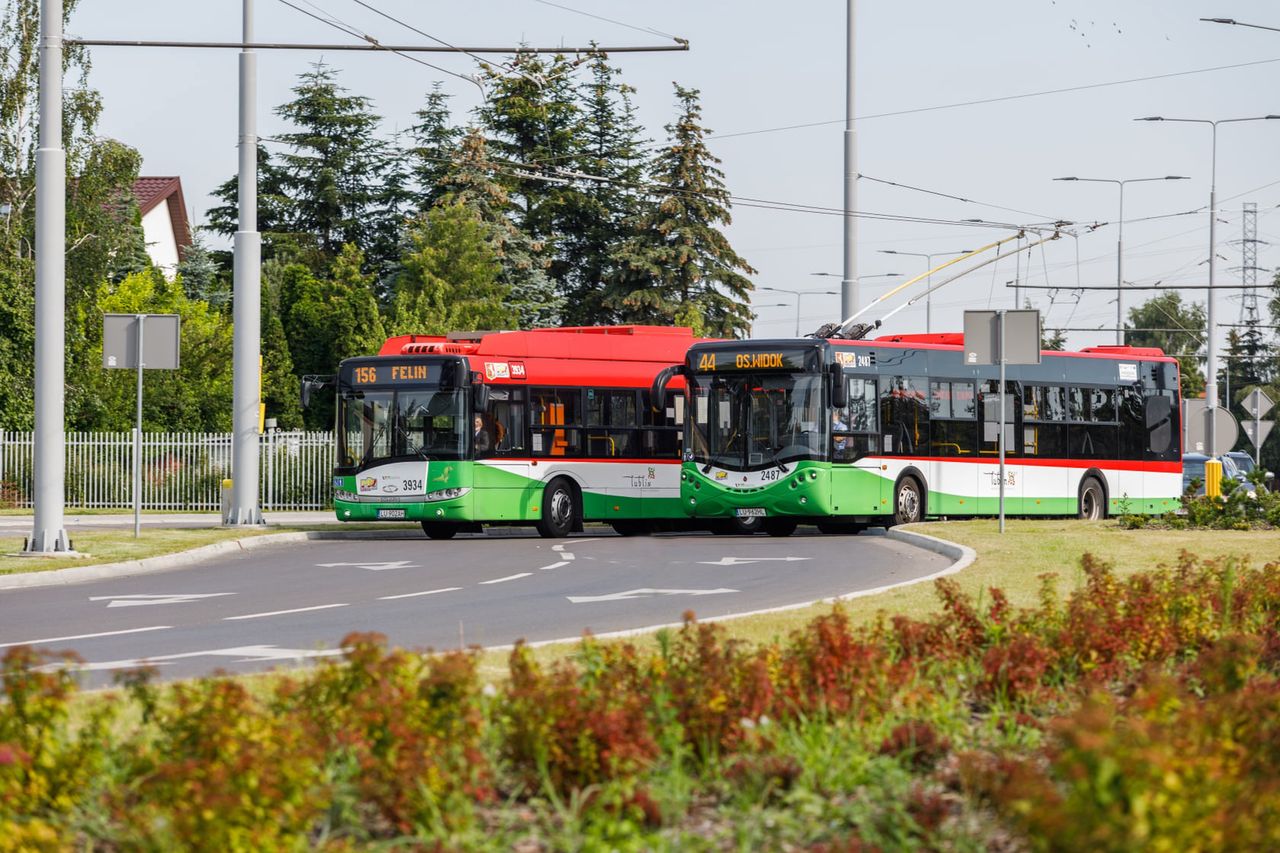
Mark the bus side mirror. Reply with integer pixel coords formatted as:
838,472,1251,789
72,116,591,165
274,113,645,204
472,382,490,412
829,365,848,409
649,364,689,412
300,374,335,409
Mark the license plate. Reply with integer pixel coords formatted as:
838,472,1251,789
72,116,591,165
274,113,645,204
735,507,766,518
377,508,406,519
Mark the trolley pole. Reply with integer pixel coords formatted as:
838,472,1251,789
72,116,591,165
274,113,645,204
28,0,71,553
227,0,263,525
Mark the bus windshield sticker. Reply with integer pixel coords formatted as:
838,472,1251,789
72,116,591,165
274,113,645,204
834,350,875,368
1118,363,1138,381
532,433,543,453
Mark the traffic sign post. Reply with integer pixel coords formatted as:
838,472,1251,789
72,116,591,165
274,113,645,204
1183,399,1240,457
104,314,180,538
964,309,1041,533
1241,388,1275,467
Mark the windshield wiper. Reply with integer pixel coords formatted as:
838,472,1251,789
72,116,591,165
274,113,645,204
766,445,789,475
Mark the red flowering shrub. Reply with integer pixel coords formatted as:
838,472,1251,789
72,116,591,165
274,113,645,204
878,721,951,771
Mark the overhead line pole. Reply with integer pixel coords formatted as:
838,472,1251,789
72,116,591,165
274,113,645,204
841,0,859,319
28,0,71,553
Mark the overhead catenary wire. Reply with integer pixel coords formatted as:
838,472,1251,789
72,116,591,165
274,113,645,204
528,0,686,44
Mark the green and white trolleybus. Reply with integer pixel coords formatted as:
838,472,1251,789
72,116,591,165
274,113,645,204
668,333,1183,536
322,325,701,538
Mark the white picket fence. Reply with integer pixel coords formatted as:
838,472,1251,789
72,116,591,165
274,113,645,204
0,431,336,511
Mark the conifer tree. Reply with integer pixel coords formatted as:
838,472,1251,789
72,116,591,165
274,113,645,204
1126,292,1206,396
389,201,512,336
558,50,648,324
176,231,228,308
407,83,462,212
260,260,303,429
604,85,755,337
206,143,292,262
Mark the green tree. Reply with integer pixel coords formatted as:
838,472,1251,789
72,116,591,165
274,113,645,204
1041,326,1067,351
205,143,292,265
388,201,512,336
558,50,648,324
85,270,234,431
1126,292,1206,397
279,244,386,429
176,230,228,309
260,259,302,429
435,129,561,328
604,85,755,337
407,83,461,212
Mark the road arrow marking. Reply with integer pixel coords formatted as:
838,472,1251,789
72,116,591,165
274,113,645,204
88,593,235,608
480,572,532,585
315,560,419,571
567,588,738,604
696,557,812,566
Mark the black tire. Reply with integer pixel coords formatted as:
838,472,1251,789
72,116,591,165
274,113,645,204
1078,476,1105,521
611,520,653,537
710,515,762,535
420,522,457,540
536,477,578,539
763,519,799,537
817,521,866,535
892,477,924,526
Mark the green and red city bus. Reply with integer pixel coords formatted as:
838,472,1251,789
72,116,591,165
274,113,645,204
324,325,703,538
667,333,1182,535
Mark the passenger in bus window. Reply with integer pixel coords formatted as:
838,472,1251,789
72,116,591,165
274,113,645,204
473,415,492,455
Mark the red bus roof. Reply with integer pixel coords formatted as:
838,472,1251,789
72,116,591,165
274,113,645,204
379,325,702,362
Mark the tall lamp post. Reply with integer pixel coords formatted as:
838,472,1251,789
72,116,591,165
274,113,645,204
1052,176,1189,345
876,249,971,333
1135,114,1280,453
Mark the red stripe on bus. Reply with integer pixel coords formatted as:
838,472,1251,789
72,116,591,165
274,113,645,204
480,458,683,465
863,456,1180,473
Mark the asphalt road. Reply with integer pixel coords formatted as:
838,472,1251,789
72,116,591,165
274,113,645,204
0,528,950,686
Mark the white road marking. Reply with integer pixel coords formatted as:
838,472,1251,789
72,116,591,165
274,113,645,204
88,593,235,608
560,552,576,560
45,644,348,673
480,572,532,585
538,561,570,571
567,587,739,604
697,556,812,566
0,625,172,650
224,603,349,621
315,560,419,571
379,587,462,600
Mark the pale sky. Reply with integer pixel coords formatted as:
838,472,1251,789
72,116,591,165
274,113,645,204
70,1,1280,353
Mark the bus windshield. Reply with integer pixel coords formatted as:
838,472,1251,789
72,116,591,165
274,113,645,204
339,387,468,468
689,373,826,470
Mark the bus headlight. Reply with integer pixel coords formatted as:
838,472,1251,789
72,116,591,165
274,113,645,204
335,490,358,502
426,487,469,502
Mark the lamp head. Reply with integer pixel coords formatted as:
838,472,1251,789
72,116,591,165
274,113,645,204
1136,116,1164,122
1053,177,1079,181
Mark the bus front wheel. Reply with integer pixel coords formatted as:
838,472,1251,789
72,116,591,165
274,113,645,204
893,478,924,526
1078,477,1105,521
421,522,458,540
536,478,578,539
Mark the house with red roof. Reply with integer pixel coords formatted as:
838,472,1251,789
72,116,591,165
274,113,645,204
131,176,192,279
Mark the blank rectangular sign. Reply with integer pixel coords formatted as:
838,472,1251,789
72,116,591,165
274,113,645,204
103,314,180,370
962,310,1041,366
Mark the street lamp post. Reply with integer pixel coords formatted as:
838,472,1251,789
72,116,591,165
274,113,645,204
1052,175,1189,345
1135,114,1280,453
759,287,839,336
877,249,971,333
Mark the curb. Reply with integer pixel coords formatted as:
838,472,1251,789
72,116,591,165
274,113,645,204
0,530,415,592
499,525,978,652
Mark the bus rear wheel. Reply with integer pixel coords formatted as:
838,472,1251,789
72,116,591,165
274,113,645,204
764,519,798,537
536,478,578,539
1078,477,1105,521
421,522,457,540
893,477,924,526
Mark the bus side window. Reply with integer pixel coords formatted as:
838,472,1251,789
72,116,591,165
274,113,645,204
642,390,682,458
487,388,526,455
929,380,976,457
1144,394,1174,457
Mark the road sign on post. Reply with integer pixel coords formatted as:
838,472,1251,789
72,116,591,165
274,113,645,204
103,314,180,538
1182,399,1240,457
964,310,1041,534
1241,388,1275,466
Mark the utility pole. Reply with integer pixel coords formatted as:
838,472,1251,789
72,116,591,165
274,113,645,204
27,0,71,553
227,0,262,525
841,0,859,320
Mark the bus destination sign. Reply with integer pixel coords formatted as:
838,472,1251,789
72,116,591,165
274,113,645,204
348,362,435,385
691,347,813,373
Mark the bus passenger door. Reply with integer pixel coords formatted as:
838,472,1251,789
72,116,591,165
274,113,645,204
831,376,886,517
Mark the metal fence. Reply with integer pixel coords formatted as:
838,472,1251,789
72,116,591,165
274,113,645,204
0,431,335,511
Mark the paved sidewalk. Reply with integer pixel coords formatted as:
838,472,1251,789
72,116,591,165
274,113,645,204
0,511,340,530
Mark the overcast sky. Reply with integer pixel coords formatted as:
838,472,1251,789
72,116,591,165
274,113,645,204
70,1,1280,350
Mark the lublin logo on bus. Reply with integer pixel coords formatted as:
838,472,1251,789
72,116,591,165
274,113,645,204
433,465,454,483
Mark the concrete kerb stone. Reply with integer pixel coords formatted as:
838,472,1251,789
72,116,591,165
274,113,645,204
490,524,978,654
0,529,415,592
